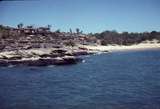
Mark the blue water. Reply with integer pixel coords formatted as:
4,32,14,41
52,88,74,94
0,49,160,109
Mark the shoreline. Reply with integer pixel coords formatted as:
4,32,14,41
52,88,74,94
0,48,90,66
79,42,160,52
0,42,159,66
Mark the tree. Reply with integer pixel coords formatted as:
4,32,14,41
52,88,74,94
55,29,60,33
47,25,51,31
101,39,108,45
69,28,72,34
17,23,23,29
27,25,33,29
80,30,83,34
76,28,80,34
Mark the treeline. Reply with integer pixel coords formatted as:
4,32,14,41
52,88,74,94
93,30,160,45
1,24,160,46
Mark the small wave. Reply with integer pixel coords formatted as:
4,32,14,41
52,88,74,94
47,65,55,68
82,60,86,63
7,65,15,68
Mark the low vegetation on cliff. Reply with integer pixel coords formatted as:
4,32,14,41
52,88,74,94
0,24,160,52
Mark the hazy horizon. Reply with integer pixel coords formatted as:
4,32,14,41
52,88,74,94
0,0,160,33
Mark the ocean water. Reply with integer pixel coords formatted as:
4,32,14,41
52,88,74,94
0,49,160,109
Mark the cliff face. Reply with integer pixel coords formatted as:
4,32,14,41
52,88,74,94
1,25,159,52
0,25,89,52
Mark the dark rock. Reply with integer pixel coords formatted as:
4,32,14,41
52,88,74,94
53,57,82,65
7,55,22,60
51,49,67,54
72,51,92,56
0,55,8,59
0,60,8,66
0,56,82,66
39,54,55,58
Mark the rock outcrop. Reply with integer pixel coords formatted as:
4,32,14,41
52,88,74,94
0,56,82,66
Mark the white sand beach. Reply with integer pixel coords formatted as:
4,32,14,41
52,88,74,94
78,40,160,52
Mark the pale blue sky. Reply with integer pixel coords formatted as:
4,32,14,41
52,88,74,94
0,0,160,33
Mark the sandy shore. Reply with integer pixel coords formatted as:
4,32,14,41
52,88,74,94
78,41,160,52
0,40,160,58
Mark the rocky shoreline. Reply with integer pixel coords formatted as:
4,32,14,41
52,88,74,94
0,24,159,66
0,48,97,66
0,56,82,66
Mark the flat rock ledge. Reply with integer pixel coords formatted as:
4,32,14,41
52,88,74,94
0,56,82,66
0,47,108,66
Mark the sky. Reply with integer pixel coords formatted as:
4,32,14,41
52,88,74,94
0,0,160,33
